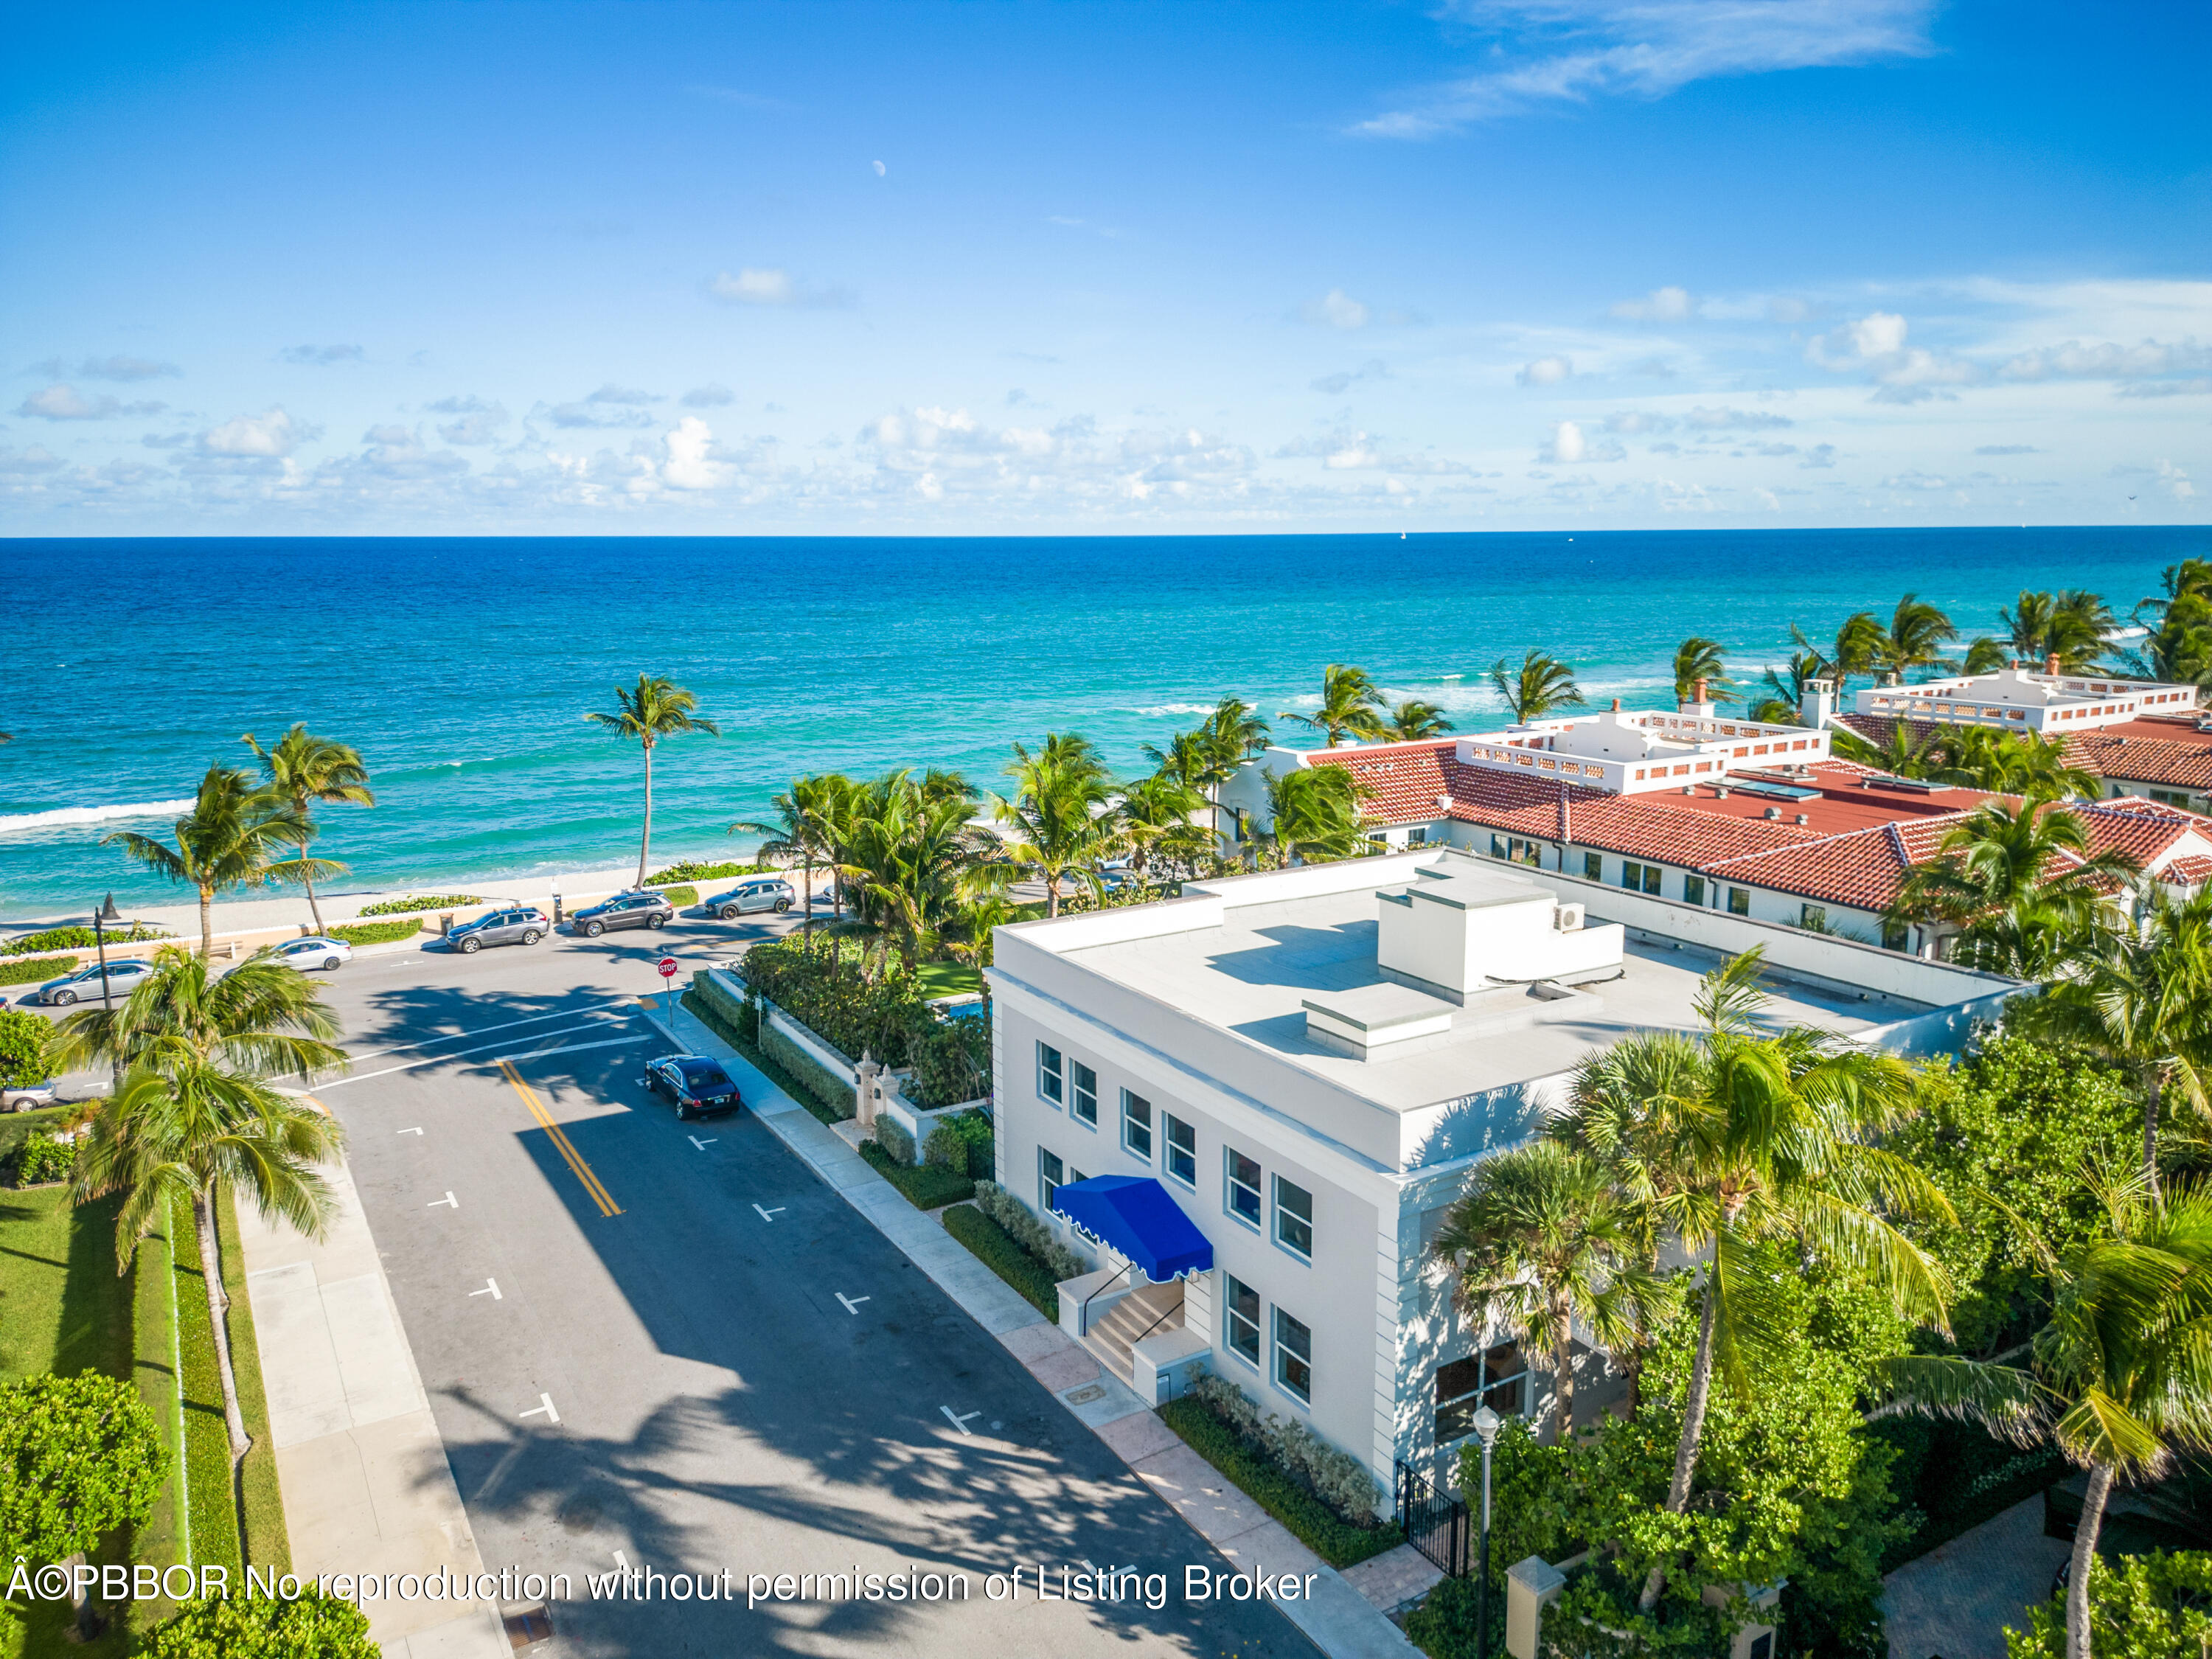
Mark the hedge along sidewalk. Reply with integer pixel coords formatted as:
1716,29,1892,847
637,990,1421,1659
233,1153,507,1659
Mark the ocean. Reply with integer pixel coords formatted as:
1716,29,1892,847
1,529,2204,919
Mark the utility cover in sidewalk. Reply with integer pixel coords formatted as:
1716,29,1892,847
504,1604,554,1649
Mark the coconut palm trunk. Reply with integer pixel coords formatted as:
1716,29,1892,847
193,1186,253,1470
1550,1301,1575,1441
2144,1065,2166,1200
198,884,215,960
637,737,655,889
1640,1273,1722,1610
2067,1463,2112,1659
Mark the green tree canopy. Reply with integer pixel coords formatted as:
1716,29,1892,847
0,1372,165,1566
1489,650,1583,723
147,1590,378,1659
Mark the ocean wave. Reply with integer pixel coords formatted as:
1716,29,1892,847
1124,703,1220,717
0,799,195,836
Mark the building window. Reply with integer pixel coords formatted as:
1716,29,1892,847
1069,1060,1098,1127
1407,827,1429,846
1727,886,1750,916
1224,1275,1262,1366
2152,788,2191,809
1489,834,1509,859
1226,1149,1263,1228
1583,852,1603,882
1882,920,1910,953
1433,1343,1529,1444
1037,1042,1063,1105
1683,874,1706,906
1164,1114,1197,1187
1621,860,1662,894
1506,837,1543,866
1273,1175,1314,1259
1039,1147,1064,1214
1274,1308,1314,1404
1801,903,1829,931
1121,1090,1153,1160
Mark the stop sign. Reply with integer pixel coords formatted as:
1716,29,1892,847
657,956,679,979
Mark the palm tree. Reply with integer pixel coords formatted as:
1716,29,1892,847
2123,561,2212,687
993,734,1121,917
105,766,338,959
835,771,1000,970
58,949,347,1534
1430,1141,1658,1442
1877,594,1957,681
1878,1175,2212,1659
243,724,375,933
1891,800,2139,967
732,773,854,942
1931,728,2096,800
1119,772,1209,877
1279,664,1388,748
2022,883,2212,1194
1829,720,1942,779
2002,590,2113,672
1386,700,1454,741
1490,650,1583,723
1958,637,2010,675
1253,765,1369,869
1791,613,1888,691
1552,949,1952,1611
1671,637,1733,706
585,675,720,889
1750,649,1826,725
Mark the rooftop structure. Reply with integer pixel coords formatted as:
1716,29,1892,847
1453,703,1831,796
1852,663,2199,734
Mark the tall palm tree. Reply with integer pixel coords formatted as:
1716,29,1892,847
1119,772,1209,877
1931,728,2097,800
1489,650,1583,723
1891,800,2139,965
2001,591,2060,663
1552,949,1952,1611
2022,883,2212,1194
104,766,338,959
1254,765,1370,869
2003,590,2113,672
1430,1141,1658,1442
835,771,1000,969
2123,561,2212,687
1670,637,1734,706
1385,700,1454,741
732,772,855,942
1750,649,1826,725
1279,664,1388,748
1877,594,1958,681
58,949,347,1537
1878,1175,2212,1659
585,674,720,889
1958,637,2010,675
1792,613,1888,691
993,734,1121,917
243,724,375,933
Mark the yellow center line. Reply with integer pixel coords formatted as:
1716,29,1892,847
496,1059,623,1217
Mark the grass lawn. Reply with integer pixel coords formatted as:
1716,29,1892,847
914,962,984,1000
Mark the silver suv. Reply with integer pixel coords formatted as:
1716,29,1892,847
571,891,675,937
706,877,796,919
448,906,550,953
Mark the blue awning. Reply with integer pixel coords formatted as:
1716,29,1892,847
1051,1175,1214,1281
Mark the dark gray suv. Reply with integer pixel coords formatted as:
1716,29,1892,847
705,877,796,919
448,906,550,953
571,891,675,936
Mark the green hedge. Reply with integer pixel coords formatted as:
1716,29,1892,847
647,860,767,884
0,952,78,985
1,924,169,956
325,919,421,946
860,1138,974,1209
654,885,699,907
760,1022,856,1122
147,1589,377,1658
679,984,849,1127
740,936,989,1107
1159,1395,1403,1568
925,1111,994,1178
942,1203,1061,1318
357,893,477,917
128,1192,187,1638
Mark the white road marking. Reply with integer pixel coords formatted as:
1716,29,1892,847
320,1019,636,1089
342,1001,636,1064
492,1035,650,1063
428,1192,459,1209
687,1135,717,1150
940,1406,981,1435
470,1279,502,1300
835,1293,869,1315
397,1126,423,1136
752,1204,785,1222
519,1393,560,1425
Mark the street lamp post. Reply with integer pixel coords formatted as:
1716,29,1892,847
92,893,121,1012
1472,1404,1502,1659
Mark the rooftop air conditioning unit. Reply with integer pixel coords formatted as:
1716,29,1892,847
1554,902,1585,933
1764,806,1781,819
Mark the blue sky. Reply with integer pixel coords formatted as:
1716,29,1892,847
2,0,2207,533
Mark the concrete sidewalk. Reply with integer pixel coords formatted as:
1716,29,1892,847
640,987,1423,1659
237,1157,509,1658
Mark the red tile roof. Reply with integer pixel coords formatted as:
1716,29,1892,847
2166,855,2212,886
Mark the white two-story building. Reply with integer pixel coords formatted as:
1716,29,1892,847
986,848,2021,1505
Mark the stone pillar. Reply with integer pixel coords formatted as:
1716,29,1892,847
1505,1556,1566,1659
855,1051,880,1131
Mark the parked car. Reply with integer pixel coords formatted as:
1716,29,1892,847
641,1053,743,1120
448,905,552,953
2,1078,58,1113
28,958,155,1006
705,877,796,919
274,936,354,971
570,891,675,937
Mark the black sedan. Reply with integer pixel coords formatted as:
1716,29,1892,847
641,1054,743,1120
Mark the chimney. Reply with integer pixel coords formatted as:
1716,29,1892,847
2044,653,2062,675
1680,676,1714,719
1610,698,1621,712
1799,675,1836,729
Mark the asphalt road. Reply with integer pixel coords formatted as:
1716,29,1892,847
279,913,1318,1659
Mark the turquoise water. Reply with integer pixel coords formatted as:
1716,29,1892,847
0,529,2203,918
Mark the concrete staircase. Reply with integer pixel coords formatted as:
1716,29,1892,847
1086,1280,1184,1381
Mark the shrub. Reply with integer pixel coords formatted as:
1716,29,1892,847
943,1203,1062,1317
861,1141,975,1209
0,1007,47,1088
1160,1391,1401,1568
759,1021,855,1120
0,953,78,987
653,885,700,906
0,1371,167,1566
740,936,990,1107
876,1116,916,1166
925,1110,993,1178
973,1180,1086,1280
325,918,421,946
10,1130,75,1186
2006,1548,2212,1657
1187,1374,1382,1525
647,860,767,884
147,1590,378,1658
358,893,478,917
0,924,168,956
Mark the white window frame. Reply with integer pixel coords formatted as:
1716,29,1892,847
1038,1147,1064,1214
1273,1307,1313,1405
1121,1090,1153,1161
1164,1113,1197,1189
1069,1058,1099,1127
1225,1147,1263,1230
1273,1174,1313,1261
1036,1041,1063,1106
1223,1273,1262,1369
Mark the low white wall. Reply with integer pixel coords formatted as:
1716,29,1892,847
763,1003,858,1085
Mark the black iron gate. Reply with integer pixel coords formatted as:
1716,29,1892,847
1394,1460,1470,1577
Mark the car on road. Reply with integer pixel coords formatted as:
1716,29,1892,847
641,1053,743,1120
704,877,796,919
570,891,676,937
273,936,354,971
27,958,156,1006
448,905,552,953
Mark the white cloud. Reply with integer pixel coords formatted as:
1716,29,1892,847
1603,410,1671,434
278,344,364,365
1610,285,1694,321
1301,288,1371,330
1355,0,1937,135
587,383,661,405
708,267,855,308
426,395,509,445
1800,443,1837,468
199,406,314,457
1998,338,2212,383
1310,359,1391,394
662,417,729,490
1517,355,1573,386
17,384,167,420
681,383,735,408
1681,406,1793,431
27,354,181,382
542,399,656,430
872,159,886,176
1538,420,1624,464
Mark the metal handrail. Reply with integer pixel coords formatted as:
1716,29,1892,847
1079,1262,1135,1337
1126,1293,1180,1350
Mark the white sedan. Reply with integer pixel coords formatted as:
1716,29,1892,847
272,936,353,972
